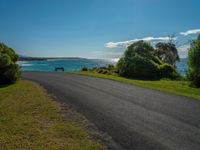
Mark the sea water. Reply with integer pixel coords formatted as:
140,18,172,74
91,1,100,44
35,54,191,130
18,59,113,72
176,58,188,75
18,58,188,75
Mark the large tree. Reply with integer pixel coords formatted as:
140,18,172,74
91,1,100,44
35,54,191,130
117,41,178,80
0,43,19,84
155,42,180,67
187,35,200,87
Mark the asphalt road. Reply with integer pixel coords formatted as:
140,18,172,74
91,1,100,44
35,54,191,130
21,71,200,150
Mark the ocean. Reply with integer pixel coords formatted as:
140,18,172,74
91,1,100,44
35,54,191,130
18,59,113,72
18,58,188,75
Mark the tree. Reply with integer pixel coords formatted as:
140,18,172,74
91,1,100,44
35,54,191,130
0,43,19,84
155,42,180,67
117,41,159,79
117,41,179,80
187,35,200,87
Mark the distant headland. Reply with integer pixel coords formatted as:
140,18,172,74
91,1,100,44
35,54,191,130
18,56,84,61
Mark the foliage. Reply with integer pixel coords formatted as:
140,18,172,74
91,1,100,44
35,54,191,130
107,64,115,71
0,43,19,84
117,54,160,80
155,42,180,66
117,41,179,80
87,64,118,75
124,41,154,58
80,41,180,80
187,35,200,87
152,56,163,65
159,63,180,79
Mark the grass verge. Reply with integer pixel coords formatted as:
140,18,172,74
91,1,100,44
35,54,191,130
0,80,103,150
70,71,200,100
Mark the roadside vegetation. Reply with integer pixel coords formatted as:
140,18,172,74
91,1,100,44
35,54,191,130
82,40,181,81
77,35,200,99
117,41,180,80
0,43,19,85
187,35,200,87
0,80,103,150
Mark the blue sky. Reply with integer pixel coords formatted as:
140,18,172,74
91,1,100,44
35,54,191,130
0,0,200,59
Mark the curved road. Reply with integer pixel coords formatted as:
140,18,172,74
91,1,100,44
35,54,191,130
22,71,200,150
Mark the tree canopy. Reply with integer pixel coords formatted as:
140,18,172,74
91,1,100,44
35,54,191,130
0,43,19,84
117,41,179,80
155,42,180,67
187,35,200,87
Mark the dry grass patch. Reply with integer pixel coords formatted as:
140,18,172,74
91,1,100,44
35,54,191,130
0,80,103,150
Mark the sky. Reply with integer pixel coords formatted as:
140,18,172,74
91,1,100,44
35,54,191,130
0,0,200,59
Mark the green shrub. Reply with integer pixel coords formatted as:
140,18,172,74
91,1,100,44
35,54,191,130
155,42,180,66
117,41,161,80
117,54,160,80
159,63,179,79
102,69,108,74
89,64,117,75
125,40,154,58
152,56,163,65
187,35,200,87
107,64,115,70
117,41,180,80
97,69,103,73
0,43,19,85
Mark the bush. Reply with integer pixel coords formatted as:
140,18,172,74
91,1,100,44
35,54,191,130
155,42,180,66
102,69,108,74
117,41,179,80
107,64,115,71
187,71,200,87
97,69,103,73
0,43,19,84
89,64,117,75
117,54,160,80
187,35,200,87
159,63,179,79
152,56,163,65
117,41,160,80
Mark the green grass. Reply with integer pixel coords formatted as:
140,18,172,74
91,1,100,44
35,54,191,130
0,80,103,150
70,71,200,100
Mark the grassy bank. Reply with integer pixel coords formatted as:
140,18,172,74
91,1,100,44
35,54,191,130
71,71,200,100
0,80,103,150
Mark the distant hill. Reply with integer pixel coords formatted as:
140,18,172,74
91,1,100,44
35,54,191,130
18,56,83,61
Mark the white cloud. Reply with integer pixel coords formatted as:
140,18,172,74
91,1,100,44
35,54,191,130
105,36,175,48
180,29,200,36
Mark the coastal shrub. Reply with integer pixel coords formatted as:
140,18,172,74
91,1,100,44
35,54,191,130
159,63,179,79
152,56,163,65
155,42,180,67
102,69,108,74
125,40,154,58
117,54,160,79
117,41,179,80
0,43,19,84
97,69,103,73
107,64,115,71
88,64,118,75
117,41,160,80
187,35,200,87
